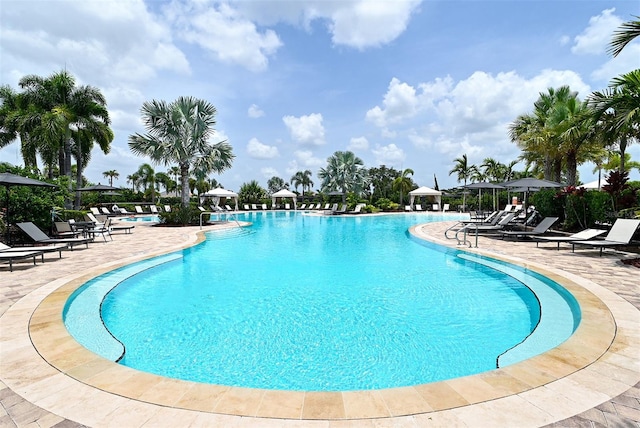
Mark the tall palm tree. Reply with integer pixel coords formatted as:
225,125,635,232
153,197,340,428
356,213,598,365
169,166,181,196
588,70,640,174
318,151,367,195
480,158,504,182
239,180,267,203
102,170,119,187
127,172,141,192
128,96,235,207
137,163,156,203
608,16,640,57
448,154,478,209
290,170,314,196
392,168,414,206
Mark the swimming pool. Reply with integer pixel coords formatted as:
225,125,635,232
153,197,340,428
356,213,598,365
64,212,580,392
118,215,160,223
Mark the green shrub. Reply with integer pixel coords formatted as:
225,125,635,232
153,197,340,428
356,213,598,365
159,205,205,226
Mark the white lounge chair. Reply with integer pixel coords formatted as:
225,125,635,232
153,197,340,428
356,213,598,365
163,205,172,213
536,228,607,250
415,204,423,211
135,205,144,214
570,219,640,256
261,204,268,210
0,242,67,259
90,207,101,215
285,203,291,210
443,204,450,212
0,250,45,271
150,205,159,214
405,205,412,211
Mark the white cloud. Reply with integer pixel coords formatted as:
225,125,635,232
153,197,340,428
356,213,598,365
572,8,621,55
231,0,422,49
328,0,422,49
246,138,279,159
168,2,282,72
261,167,279,179
591,44,640,82
248,104,265,118
283,113,326,146
371,143,405,167
294,150,324,168
348,136,369,151
366,78,419,127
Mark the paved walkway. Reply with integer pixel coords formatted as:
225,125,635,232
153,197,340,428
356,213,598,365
0,216,638,427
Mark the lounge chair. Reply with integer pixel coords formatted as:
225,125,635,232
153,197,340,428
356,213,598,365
499,217,559,240
322,203,330,210
570,219,640,256
535,228,607,250
100,207,112,215
0,242,68,259
261,204,268,210
461,212,517,233
432,204,440,211
251,204,258,210
163,205,172,213
198,206,206,212
333,204,347,214
150,205,159,214
0,250,45,272
298,204,306,210
348,204,364,214
405,205,412,212
54,221,82,238
243,204,250,210
443,204,450,212
415,204,423,211
16,222,92,250
90,207,101,215
225,205,233,212
285,203,291,210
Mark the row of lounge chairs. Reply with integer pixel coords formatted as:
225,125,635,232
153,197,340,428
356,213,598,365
405,204,451,212
90,204,170,216
1,217,136,271
445,208,640,256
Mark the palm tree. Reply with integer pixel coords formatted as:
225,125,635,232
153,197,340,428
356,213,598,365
239,180,267,203
290,170,314,196
128,96,235,207
588,70,640,174
480,158,504,182
318,151,367,195
449,154,477,209
392,168,414,206
169,166,181,196
155,172,172,195
102,170,119,187
126,172,141,192
137,163,156,203
608,16,640,57
267,176,287,195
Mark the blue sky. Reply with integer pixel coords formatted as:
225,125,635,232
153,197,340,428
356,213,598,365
1,0,639,192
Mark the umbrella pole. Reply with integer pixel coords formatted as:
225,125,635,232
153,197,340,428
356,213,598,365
4,187,9,244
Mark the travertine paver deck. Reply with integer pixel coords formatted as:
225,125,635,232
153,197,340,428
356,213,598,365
0,214,638,427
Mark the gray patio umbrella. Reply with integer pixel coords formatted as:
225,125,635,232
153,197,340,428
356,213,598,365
0,173,57,243
464,182,505,211
77,183,119,191
503,178,564,227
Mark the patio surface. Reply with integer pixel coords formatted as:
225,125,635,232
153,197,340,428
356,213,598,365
0,213,638,427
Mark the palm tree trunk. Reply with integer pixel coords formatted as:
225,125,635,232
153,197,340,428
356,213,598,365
180,164,190,207
566,154,577,187
74,143,83,209
619,138,627,173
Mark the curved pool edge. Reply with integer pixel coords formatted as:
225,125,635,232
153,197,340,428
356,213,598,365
1,217,638,426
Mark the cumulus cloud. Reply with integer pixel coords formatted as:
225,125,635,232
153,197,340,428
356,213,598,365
572,8,622,55
348,136,369,151
167,2,282,72
248,104,265,118
231,0,422,49
366,78,420,127
283,113,326,146
246,138,279,159
261,167,279,179
372,144,405,167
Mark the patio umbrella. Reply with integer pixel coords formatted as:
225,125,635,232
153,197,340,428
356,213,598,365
503,178,564,228
464,182,505,212
77,183,119,191
0,173,57,243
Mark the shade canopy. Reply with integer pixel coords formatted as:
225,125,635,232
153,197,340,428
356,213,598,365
582,178,609,190
272,189,297,209
502,178,563,190
77,183,119,191
0,173,57,243
202,188,238,210
463,182,505,211
409,186,442,207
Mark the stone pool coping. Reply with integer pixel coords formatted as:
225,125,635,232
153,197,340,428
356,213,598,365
1,217,639,426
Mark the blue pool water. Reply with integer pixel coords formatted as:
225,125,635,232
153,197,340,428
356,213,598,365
118,215,160,222
64,212,580,391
